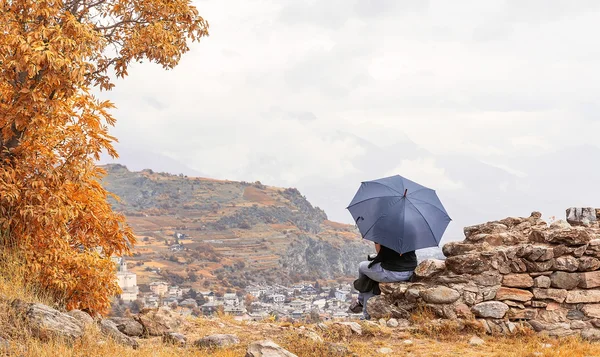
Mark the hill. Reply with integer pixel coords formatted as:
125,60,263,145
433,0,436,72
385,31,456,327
100,164,372,290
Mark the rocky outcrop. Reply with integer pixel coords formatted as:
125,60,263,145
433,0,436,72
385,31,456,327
370,209,600,339
194,334,240,348
12,301,84,341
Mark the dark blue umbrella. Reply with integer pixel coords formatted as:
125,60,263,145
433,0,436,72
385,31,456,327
347,175,451,254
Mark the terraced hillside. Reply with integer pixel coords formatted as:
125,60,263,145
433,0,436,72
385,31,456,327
101,164,371,291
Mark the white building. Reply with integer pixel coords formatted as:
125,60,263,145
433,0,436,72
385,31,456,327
150,281,169,296
268,294,285,304
224,293,239,306
335,290,350,302
168,286,183,298
115,258,139,302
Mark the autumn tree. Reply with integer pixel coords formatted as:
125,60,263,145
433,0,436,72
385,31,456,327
0,0,208,314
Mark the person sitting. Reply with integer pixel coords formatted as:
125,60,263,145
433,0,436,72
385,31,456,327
349,243,417,319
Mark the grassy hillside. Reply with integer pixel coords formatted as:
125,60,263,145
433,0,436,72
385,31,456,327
101,164,371,290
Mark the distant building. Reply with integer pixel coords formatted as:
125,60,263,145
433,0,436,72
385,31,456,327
199,291,215,302
115,258,139,302
224,293,239,306
168,286,183,298
150,281,169,296
268,294,285,304
201,301,223,316
335,290,350,302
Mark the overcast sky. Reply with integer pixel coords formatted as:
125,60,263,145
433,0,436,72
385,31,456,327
100,0,600,240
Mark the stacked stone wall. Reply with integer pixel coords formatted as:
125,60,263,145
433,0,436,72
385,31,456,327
368,208,600,339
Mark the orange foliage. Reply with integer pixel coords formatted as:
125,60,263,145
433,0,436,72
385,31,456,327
0,0,208,314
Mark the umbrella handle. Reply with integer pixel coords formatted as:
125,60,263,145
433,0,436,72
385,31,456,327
403,189,407,197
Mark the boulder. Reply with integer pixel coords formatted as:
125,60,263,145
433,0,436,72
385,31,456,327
195,334,240,348
502,274,533,288
532,288,568,303
566,290,600,304
582,305,600,319
67,310,94,327
579,272,600,288
334,322,362,335
163,332,187,346
468,336,485,346
550,271,580,290
135,308,179,336
578,257,600,271
566,207,597,226
507,308,537,320
420,286,460,304
544,227,593,246
109,317,144,337
472,271,503,286
442,242,478,257
533,276,551,289
246,340,298,357
445,254,490,274
366,296,411,319
471,301,509,319
581,328,600,341
495,287,533,302
98,319,139,349
553,256,580,272
13,301,83,341
414,259,446,278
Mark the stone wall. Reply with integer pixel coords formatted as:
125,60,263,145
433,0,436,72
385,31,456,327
368,208,600,340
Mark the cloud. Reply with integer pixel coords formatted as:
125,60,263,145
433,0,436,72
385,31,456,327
386,157,464,191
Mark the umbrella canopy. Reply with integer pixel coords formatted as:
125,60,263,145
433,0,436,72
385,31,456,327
347,175,451,254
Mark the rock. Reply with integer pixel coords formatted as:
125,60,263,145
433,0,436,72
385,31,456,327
298,330,323,342
402,339,413,345
581,329,600,341
455,303,474,319
553,256,580,272
335,322,362,335
553,245,572,258
246,340,298,357
377,347,393,354
566,311,585,322
414,259,446,278
523,259,555,272
445,254,490,274
579,272,600,288
67,310,94,327
502,274,534,288
163,332,186,346
135,308,175,336
109,317,144,337
573,245,588,257
325,342,350,356
386,318,399,328
442,242,478,257
528,247,554,261
550,271,580,289
472,301,509,318
195,334,240,348
12,301,83,341
567,290,600,303
495,287,533,302
99,319,139,349
366,296,410,319
566,207,597,226
533,276,551,288
420,286,460,304
578,257,600,271
544,227,593,246
378,318,386,326
571,320,591,329
550,220,571,230
473,271,503,286
537,308,568,323
532,289,568,303
582,305,600,318
464,222,508,239
507,308,537,320
468,336,485,346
